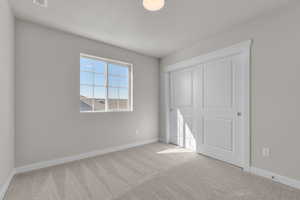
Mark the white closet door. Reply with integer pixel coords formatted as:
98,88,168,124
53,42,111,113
169,68,196,150
170,54,243,167
196,55,242,166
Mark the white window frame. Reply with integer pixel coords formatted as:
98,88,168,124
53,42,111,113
80,53,133,113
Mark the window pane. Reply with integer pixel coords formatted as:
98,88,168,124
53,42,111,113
80,57,94,71
107,100,118,110
80,85,93,98
95,74,105,86
80,71,94,85
108,87,118,110
108,87,118,99
94,87,106,99
94,98,105,111
108,63,129,77
108,76,128,88
80,55,132,112
108,87,129,111
107,63,130,111
94,60,106,74
108,99,129,111
80,86,94,111
80,98,93,112
80,57,105,74
118,99,129,110
119,88,129,99
93,87,106,112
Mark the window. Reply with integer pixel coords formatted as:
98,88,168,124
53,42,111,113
80,54,132,112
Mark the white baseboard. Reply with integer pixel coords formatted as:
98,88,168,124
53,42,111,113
249,167,300,190
0,170,15,200
15,138,158,174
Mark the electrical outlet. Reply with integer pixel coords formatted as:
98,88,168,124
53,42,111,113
262,148,270,157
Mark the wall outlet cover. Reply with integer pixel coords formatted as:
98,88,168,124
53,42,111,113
262,148,270,157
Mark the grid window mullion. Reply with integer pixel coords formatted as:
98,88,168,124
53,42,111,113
105,62,109,112
92,66,95,111
80,54,132,112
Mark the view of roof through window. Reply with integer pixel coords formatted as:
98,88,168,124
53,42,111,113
80,55,132,112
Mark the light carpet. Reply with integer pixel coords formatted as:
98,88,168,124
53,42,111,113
5,143,300,200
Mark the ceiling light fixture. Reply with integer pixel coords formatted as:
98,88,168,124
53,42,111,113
143,0,165,11
32,0,48,8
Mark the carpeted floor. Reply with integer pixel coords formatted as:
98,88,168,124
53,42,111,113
5,143,300,200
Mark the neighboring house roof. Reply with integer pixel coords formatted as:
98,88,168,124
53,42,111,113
80,95,128,111
80,101,92,111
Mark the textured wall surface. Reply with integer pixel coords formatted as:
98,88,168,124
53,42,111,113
0,0,15,190
161,4,300,181
15,20,160,167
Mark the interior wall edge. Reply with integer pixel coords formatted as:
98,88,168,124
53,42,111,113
0,170,15,200
0,0,16,196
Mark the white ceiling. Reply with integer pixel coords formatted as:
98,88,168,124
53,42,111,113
10,0,295,58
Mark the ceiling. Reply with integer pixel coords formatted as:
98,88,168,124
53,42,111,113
10,0,295,58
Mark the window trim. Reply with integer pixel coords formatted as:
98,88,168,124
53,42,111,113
80,53,133,113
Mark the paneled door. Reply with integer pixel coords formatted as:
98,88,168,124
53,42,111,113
170,68,196,151
170,54,243,167
195,55,243,167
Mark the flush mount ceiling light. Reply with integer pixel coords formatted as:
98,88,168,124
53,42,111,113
33,0,48,8
143,0,165,11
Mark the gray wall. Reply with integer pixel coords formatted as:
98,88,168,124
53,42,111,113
161,4,300,181
15,20,160,167
0,0,15,189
